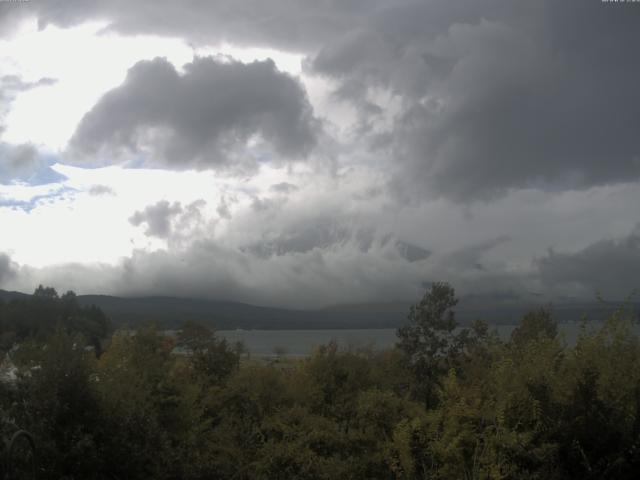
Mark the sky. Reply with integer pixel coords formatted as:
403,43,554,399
0,0,639,308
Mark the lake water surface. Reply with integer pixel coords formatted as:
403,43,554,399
218,322,633,357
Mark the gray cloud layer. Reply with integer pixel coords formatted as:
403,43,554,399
69,56,318,169
3,190,639,308
9,1,640,199
2,0,397,50
536,225,640,300
4,239,437,308
309,1,640,201
2,1,640,306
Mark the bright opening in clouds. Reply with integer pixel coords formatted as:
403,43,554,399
1,0,639,307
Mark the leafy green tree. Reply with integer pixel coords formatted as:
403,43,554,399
32,285,59,300
93,327,177,479
554,312,640,478
397,282,465,408
12,329,102,478
178,321,239,385
510,306,557,347
0,286,111,349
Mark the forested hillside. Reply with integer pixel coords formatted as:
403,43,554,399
2,288,635,330
1,284,639,479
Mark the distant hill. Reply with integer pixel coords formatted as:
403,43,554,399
2,289,637,330
0,289,31,302
75,295,408,329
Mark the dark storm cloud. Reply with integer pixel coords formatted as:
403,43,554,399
535,226,640,300
4,0,399,50
9,1,640,199
69,56,318,169
308,1,640,201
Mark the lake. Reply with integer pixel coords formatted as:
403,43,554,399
217,322,632,357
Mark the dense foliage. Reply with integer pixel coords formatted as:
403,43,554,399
1,284,639,479
0,286,110,353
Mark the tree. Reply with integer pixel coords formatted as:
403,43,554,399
0,286,111,348
397,282,462,408
12,329,102,478
178,321,239,386
32,285,58,300
94,327,177,479
510,306,557,347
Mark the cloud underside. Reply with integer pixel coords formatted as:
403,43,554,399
2,0,379,50
68,56,317,170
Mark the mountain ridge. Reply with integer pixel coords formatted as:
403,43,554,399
2,288,637,330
